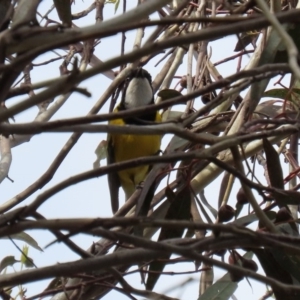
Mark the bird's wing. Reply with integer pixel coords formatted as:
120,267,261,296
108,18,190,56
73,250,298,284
107,134,121,213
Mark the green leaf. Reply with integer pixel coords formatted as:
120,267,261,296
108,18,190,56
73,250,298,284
255,100,282,118
234,31,259,52
0,256,19,273
274,24,300,63
231,211,276,227
157,89,182,101
166,135,189,152
20,244,29,264
43,277,63,292
161,110,182,122
8,232,43,251
146,186,191,290
271,186,300,205
262,138,294,206
263,88,300,100
114,0,120,13
0,0,11,31
271,249,300,283
53,0,72,27
199,273,238,300
254,249,300,299
262,88,300,104
276,220,298,236
199,252,253,300
105,0,121,14
199,191,218,218
20,245,35,268
263,138,284,190
143,200,171,239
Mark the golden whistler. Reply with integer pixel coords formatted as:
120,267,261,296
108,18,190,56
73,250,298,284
107,68,162,213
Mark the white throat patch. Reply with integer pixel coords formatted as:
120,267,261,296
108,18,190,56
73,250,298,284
124,77,153,109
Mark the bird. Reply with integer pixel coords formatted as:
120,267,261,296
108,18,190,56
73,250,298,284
107,68,162,213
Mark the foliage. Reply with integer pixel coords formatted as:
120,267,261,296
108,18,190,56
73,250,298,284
1,1,300,300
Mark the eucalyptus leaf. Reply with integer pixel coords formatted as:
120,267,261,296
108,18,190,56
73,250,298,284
161,110,182,122
146,186,191,290
6,232,43,251
0,256,19,273
271,248,300,283
157,89,183,101
53,0,72,27
262,88,300,100
199,252,253,300
231,211,276,227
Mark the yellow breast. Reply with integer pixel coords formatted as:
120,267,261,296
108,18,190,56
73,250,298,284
108,112,162,198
